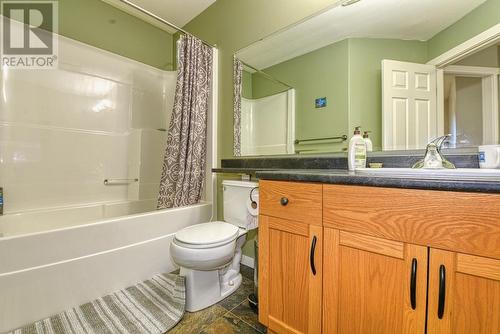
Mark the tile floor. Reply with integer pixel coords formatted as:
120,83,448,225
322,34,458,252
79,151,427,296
168,265,266,334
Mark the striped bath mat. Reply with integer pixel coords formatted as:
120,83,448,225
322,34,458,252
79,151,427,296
8,273,185,334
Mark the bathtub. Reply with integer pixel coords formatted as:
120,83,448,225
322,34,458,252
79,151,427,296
0,201,212,333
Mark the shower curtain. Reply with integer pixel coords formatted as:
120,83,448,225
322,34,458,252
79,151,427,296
157,35,213,209
233,57,243,156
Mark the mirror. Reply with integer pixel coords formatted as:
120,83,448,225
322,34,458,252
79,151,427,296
236,62,295,156
233,0,500,156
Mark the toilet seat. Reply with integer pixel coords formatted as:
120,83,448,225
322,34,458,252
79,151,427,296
173,222,240,249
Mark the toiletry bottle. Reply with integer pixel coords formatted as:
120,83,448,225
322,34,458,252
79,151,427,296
363,131,373,152
348,126,367,171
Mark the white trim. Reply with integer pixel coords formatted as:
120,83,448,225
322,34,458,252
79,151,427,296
241,255,255,269
436,69,445,137
210,48,219,221
287,89,296,154
439,66,499,145
482,74,499,144
443,65,500,76
427,22,500,67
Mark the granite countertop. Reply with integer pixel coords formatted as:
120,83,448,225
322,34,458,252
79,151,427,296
255,169,500,194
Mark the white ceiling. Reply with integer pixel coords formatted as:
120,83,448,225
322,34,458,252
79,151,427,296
101,0,216,33
236,0,487,70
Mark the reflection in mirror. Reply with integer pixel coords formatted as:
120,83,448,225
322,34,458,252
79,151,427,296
233,0,499,156
443,43,500,148
235,60,295,156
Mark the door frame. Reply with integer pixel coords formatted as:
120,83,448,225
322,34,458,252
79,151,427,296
427,23,500,68
427,22,500,143
441,65,499,145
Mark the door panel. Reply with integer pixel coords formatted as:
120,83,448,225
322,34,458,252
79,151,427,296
259,215,322,334
382,59,437,150
427,249,500,334
323,229,427,334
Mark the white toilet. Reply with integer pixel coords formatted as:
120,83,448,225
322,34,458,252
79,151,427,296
170,180,258,312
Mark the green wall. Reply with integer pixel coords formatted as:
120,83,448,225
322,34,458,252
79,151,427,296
427,0,500,61
251,73,289,99
242,70,253,99
255,40,350,153
20,0,175,70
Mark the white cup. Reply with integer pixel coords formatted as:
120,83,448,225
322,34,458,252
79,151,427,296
478,145,500,169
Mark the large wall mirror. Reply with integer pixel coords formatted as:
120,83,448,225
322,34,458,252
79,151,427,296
233,0,500,156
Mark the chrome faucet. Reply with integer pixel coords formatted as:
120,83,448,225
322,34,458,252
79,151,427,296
412,135,456,169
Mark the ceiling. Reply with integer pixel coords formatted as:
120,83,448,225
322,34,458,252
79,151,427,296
101,0,216,33
236,0,487,70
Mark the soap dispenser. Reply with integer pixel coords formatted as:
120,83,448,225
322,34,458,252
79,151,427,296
348,126,367,171
363,131,373,152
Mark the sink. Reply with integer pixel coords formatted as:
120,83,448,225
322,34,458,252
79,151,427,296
355,168,500,180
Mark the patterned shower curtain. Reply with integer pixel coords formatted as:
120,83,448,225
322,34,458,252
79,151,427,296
233,57,243,156
157,35,213,209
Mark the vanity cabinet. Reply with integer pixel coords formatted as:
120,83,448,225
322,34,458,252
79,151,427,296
323,229,427,334
426,250,500,334
259,181,500,334
259,181,323,334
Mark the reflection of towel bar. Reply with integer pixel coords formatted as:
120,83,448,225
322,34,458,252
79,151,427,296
104,178,139,185
295,135,348,145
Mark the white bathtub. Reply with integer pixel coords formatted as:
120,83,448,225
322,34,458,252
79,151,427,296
0,201,212,333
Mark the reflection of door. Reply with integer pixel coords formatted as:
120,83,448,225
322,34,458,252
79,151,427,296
382,60,438,150
441,66,499,147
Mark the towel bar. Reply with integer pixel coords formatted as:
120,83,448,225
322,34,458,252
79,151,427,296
104,178,139,185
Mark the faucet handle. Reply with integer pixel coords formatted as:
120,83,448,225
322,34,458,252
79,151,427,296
431,134,452,151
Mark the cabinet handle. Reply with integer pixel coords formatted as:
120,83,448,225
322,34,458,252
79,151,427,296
280,197,289,206
438,264,446,319
310,236,317,275
410,258,417,309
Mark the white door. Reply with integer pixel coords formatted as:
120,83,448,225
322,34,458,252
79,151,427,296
382,60,438,150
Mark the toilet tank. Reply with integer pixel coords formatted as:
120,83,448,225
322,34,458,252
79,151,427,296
222,180,258,228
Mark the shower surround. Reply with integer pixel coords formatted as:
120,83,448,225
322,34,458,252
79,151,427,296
0,31,216,332
0,32,176,215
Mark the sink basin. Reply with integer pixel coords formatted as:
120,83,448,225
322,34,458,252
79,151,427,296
355,168,500,180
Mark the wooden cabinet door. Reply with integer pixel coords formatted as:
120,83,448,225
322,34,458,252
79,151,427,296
427,249,500,334
323,228,427,334
259,215,322,334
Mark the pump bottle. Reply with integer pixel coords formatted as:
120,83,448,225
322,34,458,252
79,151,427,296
348,126,367,171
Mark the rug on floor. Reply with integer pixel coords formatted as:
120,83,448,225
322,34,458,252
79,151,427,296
8,273,185,334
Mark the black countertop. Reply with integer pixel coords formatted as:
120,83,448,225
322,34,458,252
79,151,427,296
255,169,500,194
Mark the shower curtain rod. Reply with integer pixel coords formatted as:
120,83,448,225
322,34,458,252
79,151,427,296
239,60,293,89
118,0,217,49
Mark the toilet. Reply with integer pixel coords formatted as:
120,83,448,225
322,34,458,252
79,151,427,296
170,180,258,312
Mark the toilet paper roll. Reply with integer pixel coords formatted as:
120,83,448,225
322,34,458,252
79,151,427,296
246,195,259,217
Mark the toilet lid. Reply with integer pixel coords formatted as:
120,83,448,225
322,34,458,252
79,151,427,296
174,222,239,246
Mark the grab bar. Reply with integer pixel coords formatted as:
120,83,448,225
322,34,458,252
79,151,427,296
104,178,139,185
295,135,348,145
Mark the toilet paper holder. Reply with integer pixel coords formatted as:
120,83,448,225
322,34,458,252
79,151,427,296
249,187,259,209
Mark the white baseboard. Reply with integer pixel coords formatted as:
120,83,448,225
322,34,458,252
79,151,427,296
241,255,255,269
